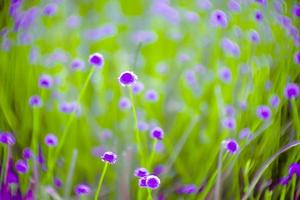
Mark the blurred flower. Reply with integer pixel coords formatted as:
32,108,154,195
224,105,235,117
150,127,164,140
223,139,239,154
119,97,131,109
152,1,180,24
0,132,16,145
54,177,62,188
145,89,159,102
210,10,228,28
74,184,91,196
255,11,263,21
239,128,253,140
134,168,149,178
176,184,197,194
132,82,144,94
43,3,57,16
67,15,81,28
269,95,280,107
84,24,116,41
138,121,149,131
249,30,260,43
152,165,165,176
197,0,212,10
222,117,236,130
39,74,54,89
132,31,157,44
146,175,160,190
222,38,240,57
294,51,300,65
15,159,29,174
101,151,117,164
119,71,137,86
23,148,33,160
228,0,240,12
284,83,299,99
89,53,104,68
219,67,232,82
185,11,199,23
71,59,85,70
256,105,271,120
255,0,266,5
292,4,300,17
44,134,58,147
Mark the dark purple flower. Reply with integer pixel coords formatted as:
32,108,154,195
255,11,263,21
280,175,292,185
118,71,137,86
256,105,271,120
294,51,300,65
45,134,58,147
289,163,300,177
23,148,32,160
210,10,228,27
255,0,266,5
150,127,164,140
176,184,197,194
39,74,53,88
284,83,300,99
101,151,117,164
250,30,260,43
54,177,62,188
138,177,147,188
145,89,159,102
74,184,91,196
119,97,131,109
292,4,300,17
152,165,165,176
29,95,42,107
71,59,85,70
43,3,57,16
146,175,160,190
134,168,149,178
269,95,280,107
88,53,104,68
223,139,239,154
222,117,236,130
228,0,240,12
0,132,16,145
15,159,29,174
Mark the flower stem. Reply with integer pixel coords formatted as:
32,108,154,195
147,140,157,169
94,162,109,200
147,189,152,200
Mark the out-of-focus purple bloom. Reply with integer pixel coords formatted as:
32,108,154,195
132,82,144,94
67,15,81,28
146,175,160,190
239,101,247,110
145,89,159,102
185,70,197,86
89,53,104,68
71,59,85,70
45,50,69,66
43,3,57,16
100,129,112,140
239,128,252,140
119,97,131,109
255,11,263,21
138,177,147,188
138,121,149,131
101,151,117,164
228,0,240,12
1,38,11,52
289,163,300,177
38,146,45,165
9,0,22,17
224,105,235,117
219,67,232,83
92,146,105,158
44,134,58,147
119,71,137,86
15,160,29,174
269,95,280,107
284,83,300,99
23,148,33,160
250,30,260,43
176,184,198,194
155,141,164,152
0,132,16,145
292,4,300,17
54,177,62,188
210,10,228,28
84,24,116,41
255,0,266,5
265,80,272,91
294,51,300,65
222,139,239,154
280,175,292,185
256,105,271,120
152,165,165,176
29,47,39,64
222,38,240,57
132,31,157,44
39,74,53,89
74,184,91,196
185,11,199,23
13,7,39,32
197,0,212,10
59,101,79,114
222,117,236,130
150,127,164,140
178,53,190,62
134,168,149,178
152,1,180,24
29,95,42,107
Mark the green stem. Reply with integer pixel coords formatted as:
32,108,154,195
147,140,157,170
0,145,8,184
147,189,152,200
94,162,109,200
215,147,223,200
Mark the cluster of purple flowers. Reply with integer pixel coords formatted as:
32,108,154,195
134,167,161,190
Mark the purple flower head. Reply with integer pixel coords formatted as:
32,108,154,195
132,82,144,94
100,129,113,140
284,83,300,99
152,1,180,24
138,121,149,131
150,127,164,140
294,51,300,65
239,128,253,140
210,10,228,28
223,139,239,154
250,30,260,43
14,7,39,32
43,3,57,16
101,151,117,164
219,67,232,83
74,184,91,196
222,38,240,57
0,132,16,145
134,168,149,178
185,11,199,23
239,101,247,110
293,4,300,17
185,70,197,86
59,102,78,114
255,0,266,5
29,95,42,107
119,97,131,109
197,0,212,10
138,177,148,188
146,175,160,190
176,184,197,194
222,117,236,130
224,105,235,117
15,159,29,174
39,74,53,88
71,59,85,70
118,71,137,86
54,177,62,188
289,163,300,177
23,148,32,160
256,105,271,120
152,165,165,176
255,11,263,21
269,95,280,107
44,134,58,147
145,89,159,102
67,15,81,28
88,53,104,68
155,141,164,152
228,0,241,12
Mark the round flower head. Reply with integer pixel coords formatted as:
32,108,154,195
54,177,62,188
67,15,81,28
119,97,131,109
75,184,91,196
146,175,160,190
71,59,85,70
255,0,266,5
43,3,57,16
223,139,239,154
222,117,236,130
284,83,300,99
269,95,280,107
101,151,117,164
138,177,148,188
134,168,149,178
44,134,58,147
293,4,300,17
132,82,144,94
88,53,104,68
15,160,29,174
23,148,32,160
118,71,137,86
224,105,235,117
0,132,16,145
256,105,271,120
228,0,240,12
255,11,263,21
150,127,164,140
219,67,232,83
294,51,300,65
210,10,228,28
39,74,53,88
145,89,159,102
250,30,260,43
29,95,42,107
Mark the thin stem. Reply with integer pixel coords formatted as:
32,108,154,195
147,140,157,170
64,149,78,199
147,189,152,200
94,162,109,200
215,147,223,200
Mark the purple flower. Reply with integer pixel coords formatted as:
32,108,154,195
74,184,91,196
152,1,180,24
29,95,42,107
138,121,149,131
223,139,239,154
255,0,266,5
222,117,236,130
39,74,53,88
118,71,138,86
145,89,159,102
185,11,199,23
152,165,165,176
15,160,29,174
224,105,235,117
132,31,157,44
222,38,240,57
134,168,149,178
269,95,280,107
228,0,240,12
289,163,300,177
119,97,131,109
249,30,260,43
44,134,58,147
101,151,117,164
284,83,300,99
59,102,78,114
84,24,116,41
176,184,197,194
43,3,57,16
67,15,81,28
150,127,164,140
54,177,62,188
197,0,212,10
138,177,148,188
23,148,33,160
219,67,232,83
255,11,263,21
292,4,300,17
132,82,144,94
100,129,113,140
256,105,271,120
239,128,252,140
88,53,104,68
71,59,85,70
210,10,228,28
280,175,292,185
0,132,16,145
146,175,160,190
294,51,300,65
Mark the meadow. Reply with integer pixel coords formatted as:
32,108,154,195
0,0,300,199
